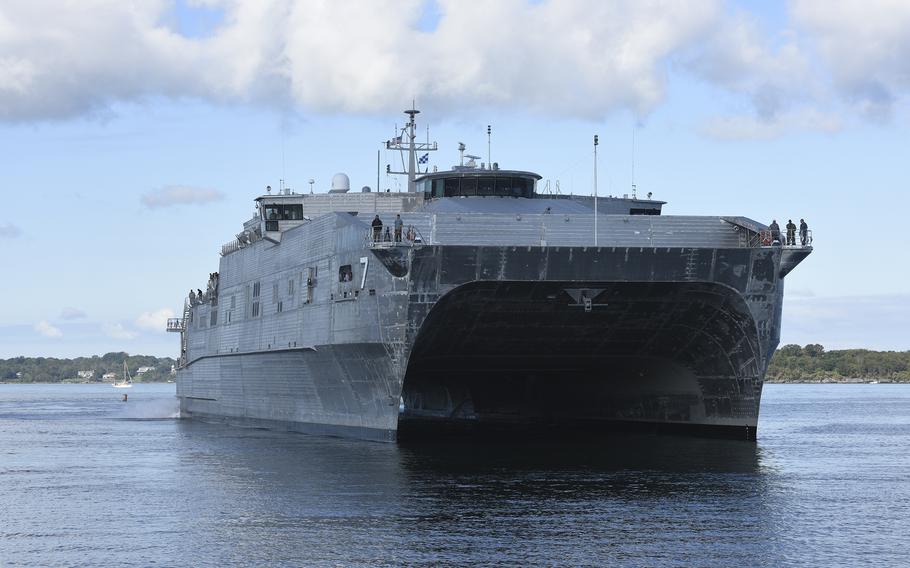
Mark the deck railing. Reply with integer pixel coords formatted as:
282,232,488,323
366,225,427,248
754,229,813,248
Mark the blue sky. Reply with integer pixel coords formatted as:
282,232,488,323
1,0,908,357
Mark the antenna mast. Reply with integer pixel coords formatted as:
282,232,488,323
487,125,491,166
631,125,637,199
386,106,437,192
593,134,599,247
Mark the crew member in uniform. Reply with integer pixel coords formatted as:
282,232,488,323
786,219,797,246
769,219,781,245
371,215,383,242
800,218,809,246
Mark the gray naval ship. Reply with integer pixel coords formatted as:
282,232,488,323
168,108,812,442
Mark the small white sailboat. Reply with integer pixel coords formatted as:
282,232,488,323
112,361,133,388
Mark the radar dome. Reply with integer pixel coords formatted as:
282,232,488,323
330,173,350,193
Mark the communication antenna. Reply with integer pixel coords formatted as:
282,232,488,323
308,179,314,194
487,125,491,166
593,134,599,247
631,125,637,199
386,106,438,192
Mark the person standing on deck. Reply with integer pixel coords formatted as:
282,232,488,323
786,219,797,246
800,219,809,246
371,215,383,242
394,214,403,242
769,219,781,245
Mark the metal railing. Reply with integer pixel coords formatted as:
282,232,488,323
366,225,427,248
166,318,185,332
753,229,813,248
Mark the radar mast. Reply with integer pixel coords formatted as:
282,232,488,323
386,107,437,192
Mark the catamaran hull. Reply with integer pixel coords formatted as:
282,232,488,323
176,243,797,442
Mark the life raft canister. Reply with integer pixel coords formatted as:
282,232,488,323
760,230,772,245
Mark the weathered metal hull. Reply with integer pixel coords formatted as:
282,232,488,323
177,228,804,441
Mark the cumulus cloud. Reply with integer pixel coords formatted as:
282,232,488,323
0,222,22,238
102,323,138,340
34,320,62,338
141,185,224,208
1,1,908,131
0,0,722,122
701,109,842,140
684,10,812,121
791,0,910,121
60,307,87,320
136,308,175,331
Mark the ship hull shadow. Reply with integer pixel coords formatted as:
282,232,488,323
400,280,764,441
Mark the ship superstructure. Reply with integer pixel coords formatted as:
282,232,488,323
168,109,812,441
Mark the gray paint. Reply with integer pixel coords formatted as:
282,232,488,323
175,190,810,441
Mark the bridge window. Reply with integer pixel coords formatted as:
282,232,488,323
478,177,495,195
338,264,353,283
263,204,303,221
423,175,536,199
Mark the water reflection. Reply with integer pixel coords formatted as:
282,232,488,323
170,421,781,566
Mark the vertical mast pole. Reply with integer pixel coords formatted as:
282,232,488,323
487,125,491,166
594,134,599,247
405,107,419,192
376,150,380,193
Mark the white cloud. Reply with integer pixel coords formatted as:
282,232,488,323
34,320,62,338
684,10,812,120
791,0,910,121
701,109,842,140
135,308,175,331
141,185,224,208
102,323,138,340
60,307,87,320
1,1,908,131
0,0,722,121
0,222,22,238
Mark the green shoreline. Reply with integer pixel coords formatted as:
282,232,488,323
3,345,908,384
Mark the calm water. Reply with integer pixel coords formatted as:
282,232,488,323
1,384,908,567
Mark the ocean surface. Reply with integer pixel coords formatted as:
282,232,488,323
1,383,908,567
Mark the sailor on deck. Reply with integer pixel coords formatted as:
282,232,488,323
394,215,403,242
769,220,781,245
786,219,797,246
372,215,383,242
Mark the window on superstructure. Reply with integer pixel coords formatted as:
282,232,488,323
477,177,495,196
253,282,260,298
273,282,279,303
288,279,295,296
277,301,283,313
338,265,353,283
210,311,217,326
230,295,236,309
460,177,478,196
226,310,231,323
264,204,303,221
252,302,260,317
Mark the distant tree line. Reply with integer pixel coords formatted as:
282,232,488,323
767,344,910,383
2,347,908,384
0,353,177,383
